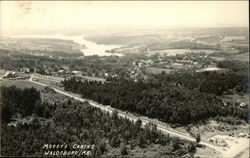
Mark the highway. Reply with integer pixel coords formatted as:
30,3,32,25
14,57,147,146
28,75,223,155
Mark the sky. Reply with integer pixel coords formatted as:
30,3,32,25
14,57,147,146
0,1,249,35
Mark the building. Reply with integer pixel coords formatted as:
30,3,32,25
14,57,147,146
208,137,227,146
239,102,247,108
58,70,64,73
72,70,80,75
238,133,247,137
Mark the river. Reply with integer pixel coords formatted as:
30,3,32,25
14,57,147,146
12,34,123,56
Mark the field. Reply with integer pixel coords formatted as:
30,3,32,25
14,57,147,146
150,49,217,56
146,67,172,74
0,79,44,90
231,53,249,62
234,148,249,158
210,56,226,61
223,94,249,106
0,37,83,57
175,120,249,158
0,70,6,76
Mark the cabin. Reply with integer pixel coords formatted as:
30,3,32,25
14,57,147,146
238,133,247,137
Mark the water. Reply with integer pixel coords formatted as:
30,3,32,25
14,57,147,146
12,34,123,56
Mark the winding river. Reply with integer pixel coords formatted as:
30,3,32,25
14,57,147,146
13,34,123,56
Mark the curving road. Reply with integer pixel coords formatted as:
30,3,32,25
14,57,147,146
28,75,224,155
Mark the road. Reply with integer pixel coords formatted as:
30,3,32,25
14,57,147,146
28,75,224,155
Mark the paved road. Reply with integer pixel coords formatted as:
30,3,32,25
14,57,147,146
28,75,223,154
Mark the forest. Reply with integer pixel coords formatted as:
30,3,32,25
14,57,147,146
154,70,248,96
1,86,41,122
62,73,247,125
1,86,196,157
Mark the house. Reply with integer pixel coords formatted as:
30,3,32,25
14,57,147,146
138,62,143,67
208,138,214,143
72,70,79,75
111,74,118,78
216,140,227,146
58,70,64,73
172,63,184,69
176,60,192,64
239,102,247,107
16,77,26,80
239,133,247,137
2,71,10,78
32,78,39,81
3,71,16,78
22,67,30,73
208,137,227,146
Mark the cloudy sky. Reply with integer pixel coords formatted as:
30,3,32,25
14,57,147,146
0,1,248,34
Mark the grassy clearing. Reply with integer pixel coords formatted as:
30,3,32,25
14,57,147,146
0,69,6,76
231,53,249,62
0,80,44,90
234,147,249,158
146,67,172,74
0,79,77,104
223,94,249,105
151,49,216,56
210,57,226,61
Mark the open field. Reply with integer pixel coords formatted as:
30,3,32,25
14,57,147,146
195,146,222,158
0,37,83,57
0,79,44,90
0,70,6,76
150,49,217,56
146,67,172,74
220,136,249,158
210,56,226,61
234,147,249,158
223,94,249,105
176,120,249,158
230,53,249,62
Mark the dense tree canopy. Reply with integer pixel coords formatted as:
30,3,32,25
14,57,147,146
62,76,246,125
1,86,41,123
1,86,195,157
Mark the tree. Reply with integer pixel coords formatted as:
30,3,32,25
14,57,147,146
138,131,146,147
187,142,196,153
135,119,142,129
29,68,34,73
196,134,201,143
120,143,128,155
1,103,12,123
95,140,106,156
171,137,181,151
110,136,118,147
